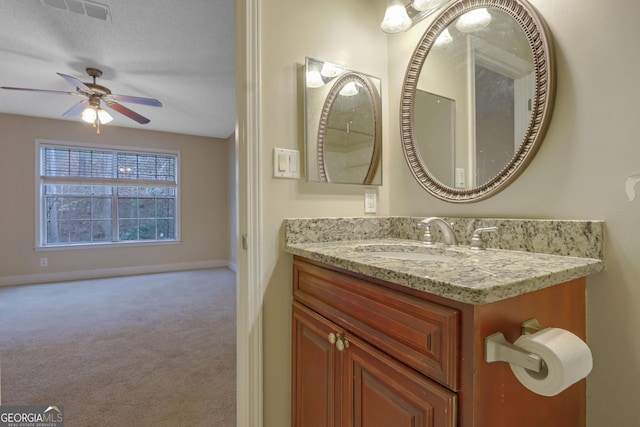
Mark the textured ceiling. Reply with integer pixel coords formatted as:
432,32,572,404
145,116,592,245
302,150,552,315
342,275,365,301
0,0,236,138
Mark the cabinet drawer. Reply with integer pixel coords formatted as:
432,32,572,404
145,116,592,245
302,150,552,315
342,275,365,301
293,258,459,390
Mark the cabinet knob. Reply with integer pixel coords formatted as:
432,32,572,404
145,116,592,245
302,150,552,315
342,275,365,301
335,335,350,352
328,332,337,345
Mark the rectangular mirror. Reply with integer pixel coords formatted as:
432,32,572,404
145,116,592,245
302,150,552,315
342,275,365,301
304,57,382,185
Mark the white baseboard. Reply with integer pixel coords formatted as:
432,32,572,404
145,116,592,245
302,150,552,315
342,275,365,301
227,261,237,272
0,260,231,287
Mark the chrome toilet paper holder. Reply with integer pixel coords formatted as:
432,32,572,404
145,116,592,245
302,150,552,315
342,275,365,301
485,318,546,373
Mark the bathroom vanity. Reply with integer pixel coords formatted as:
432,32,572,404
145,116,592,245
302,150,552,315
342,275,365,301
285,217,604,427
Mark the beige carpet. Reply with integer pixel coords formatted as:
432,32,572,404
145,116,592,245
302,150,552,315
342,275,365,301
0,268,236,427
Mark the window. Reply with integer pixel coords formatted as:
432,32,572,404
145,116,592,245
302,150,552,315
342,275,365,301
37,141,179,248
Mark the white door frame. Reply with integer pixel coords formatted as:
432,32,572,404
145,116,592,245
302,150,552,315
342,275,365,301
236,0,263,425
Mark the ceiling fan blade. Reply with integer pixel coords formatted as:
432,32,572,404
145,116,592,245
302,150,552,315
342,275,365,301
104,100,150,124
109,94,162,107
62,99,89,117
1,86,78,96
56,72,92,92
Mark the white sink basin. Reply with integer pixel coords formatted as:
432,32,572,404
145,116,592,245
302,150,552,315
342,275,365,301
355,244,467,262
365,251,458,262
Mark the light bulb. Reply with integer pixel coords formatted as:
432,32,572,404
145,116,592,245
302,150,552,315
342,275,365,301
380,0,412,34
306,70,324,88
97,108,113,124
434,28,453,48
412,0,449,12
339,82,359,97
456,8,492,33
320,63,342,78
81,106,97,123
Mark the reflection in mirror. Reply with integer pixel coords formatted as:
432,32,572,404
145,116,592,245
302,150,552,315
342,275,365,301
417,8,533,189
305,58,382,185
401,0,555,202
415,91,455,186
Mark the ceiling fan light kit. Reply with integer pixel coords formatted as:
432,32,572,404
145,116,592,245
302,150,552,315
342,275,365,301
81,95,112,125
1,67,162,134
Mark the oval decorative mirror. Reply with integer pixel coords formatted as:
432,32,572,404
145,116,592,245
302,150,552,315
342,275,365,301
317,72,382,184
400,0,555,202
305,57,382,185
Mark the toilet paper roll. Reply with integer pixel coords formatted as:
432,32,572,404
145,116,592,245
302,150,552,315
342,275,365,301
510,327,592,397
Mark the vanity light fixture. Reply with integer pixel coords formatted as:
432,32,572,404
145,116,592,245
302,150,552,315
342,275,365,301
455,8,492,32
380,0,412,34
381,0,452,34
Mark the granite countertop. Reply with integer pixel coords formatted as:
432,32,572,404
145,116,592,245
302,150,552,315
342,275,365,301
283,217,605,305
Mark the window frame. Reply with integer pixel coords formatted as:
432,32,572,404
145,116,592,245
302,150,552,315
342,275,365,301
35,139,180,250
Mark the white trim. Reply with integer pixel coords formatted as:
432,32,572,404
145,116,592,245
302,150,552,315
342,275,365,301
0,260,229,288
473,38,533,80
41,176,178,188
227,261,237,273
35,239,182,252
37,138,181,157
236,0,263,425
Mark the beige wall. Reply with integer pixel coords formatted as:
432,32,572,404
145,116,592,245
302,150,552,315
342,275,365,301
389,3,640,424
259,0,389,424
0,113,231,285
228,133,238,270
259,0,640,426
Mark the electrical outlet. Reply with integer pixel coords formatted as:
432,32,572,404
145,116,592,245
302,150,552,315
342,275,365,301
455,168,466,188
40,257,48,267
364,189,377,214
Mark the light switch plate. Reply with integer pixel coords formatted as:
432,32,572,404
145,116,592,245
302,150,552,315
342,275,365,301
273,148,300,179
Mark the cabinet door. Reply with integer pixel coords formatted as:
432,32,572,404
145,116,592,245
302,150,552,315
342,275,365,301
293,258,460,389
342,333,457,427
292,302,343,427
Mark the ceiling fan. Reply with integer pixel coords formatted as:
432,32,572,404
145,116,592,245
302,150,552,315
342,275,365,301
1,67,162,127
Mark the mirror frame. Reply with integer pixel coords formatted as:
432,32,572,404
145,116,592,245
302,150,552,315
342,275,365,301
317,71,383,184
400,0,555,202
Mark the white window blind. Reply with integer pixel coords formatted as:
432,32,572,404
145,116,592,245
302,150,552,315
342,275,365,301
38,143,179,247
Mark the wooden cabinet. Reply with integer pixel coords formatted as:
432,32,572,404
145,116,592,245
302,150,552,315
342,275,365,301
292,302,341,427
292,256,588,427
293,302,456,427
292,258,457,427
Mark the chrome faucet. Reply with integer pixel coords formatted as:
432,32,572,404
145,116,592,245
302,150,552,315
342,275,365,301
469,226,498,250
420,217,458,246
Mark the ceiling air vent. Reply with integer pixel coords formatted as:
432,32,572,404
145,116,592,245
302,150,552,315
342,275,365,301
41,0,111,21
